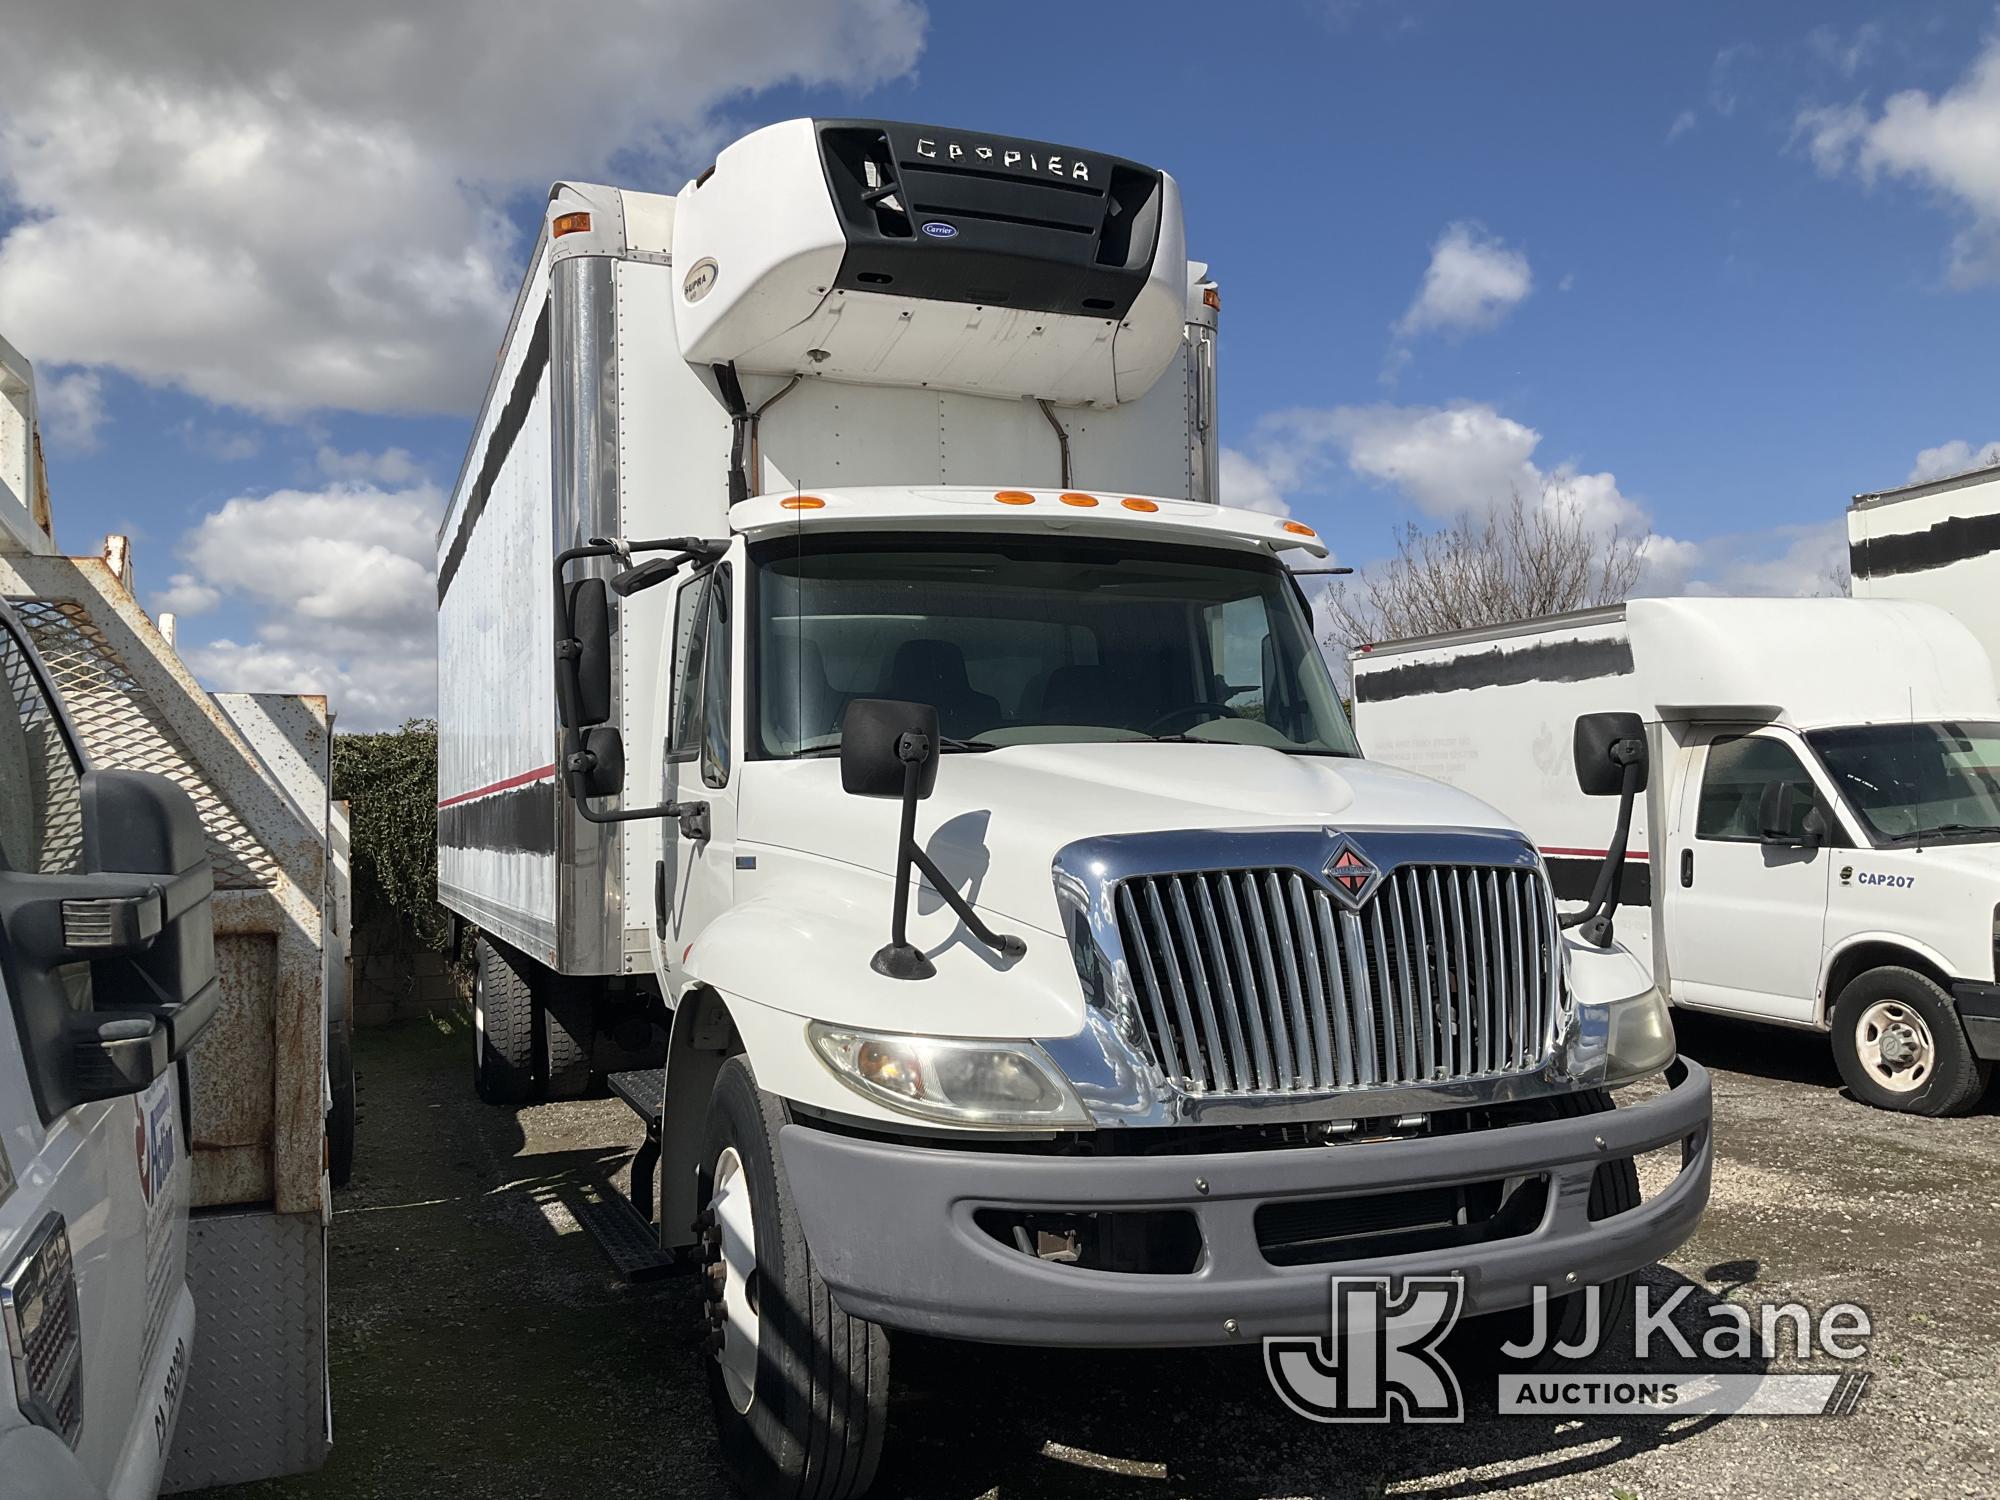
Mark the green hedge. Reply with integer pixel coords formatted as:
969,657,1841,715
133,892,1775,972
332,718,450,951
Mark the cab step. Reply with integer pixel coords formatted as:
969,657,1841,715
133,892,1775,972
571,1180,682,1283
607,1067,665,1129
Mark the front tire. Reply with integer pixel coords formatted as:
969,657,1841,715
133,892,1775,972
1831,966,1990,1116
696,1057,888,1500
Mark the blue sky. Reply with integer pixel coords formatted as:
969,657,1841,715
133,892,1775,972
4,1,1997,726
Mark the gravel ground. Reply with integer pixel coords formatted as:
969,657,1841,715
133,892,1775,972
200,1008,2000,1500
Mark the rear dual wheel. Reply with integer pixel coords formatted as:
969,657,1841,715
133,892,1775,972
697,1057,889,1500
471,937,596,1105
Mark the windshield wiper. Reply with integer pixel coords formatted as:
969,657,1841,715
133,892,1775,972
1887,822,2000,843
938,736,1001,753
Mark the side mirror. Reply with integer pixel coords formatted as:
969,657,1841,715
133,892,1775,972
841,699,940,801
1573,711,1648,796
1562,712,1648,948
0,770,221,1120
839,698,1024,979
575,726,624,799
555,576,612,730
1759,782,1823,848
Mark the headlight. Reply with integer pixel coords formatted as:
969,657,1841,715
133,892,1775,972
1597,986,1676,1086
807,1023,1091,1128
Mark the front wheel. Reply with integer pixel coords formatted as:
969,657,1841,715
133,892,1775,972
696,1057,889,1500
1831,966,1990,1116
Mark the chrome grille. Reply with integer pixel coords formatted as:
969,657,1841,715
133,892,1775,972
1115,864,1562,1097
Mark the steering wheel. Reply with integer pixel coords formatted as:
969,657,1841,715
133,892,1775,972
1141,701,1246,736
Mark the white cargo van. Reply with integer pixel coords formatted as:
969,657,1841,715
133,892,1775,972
437,118,1712,1497
1353,596,2000,1117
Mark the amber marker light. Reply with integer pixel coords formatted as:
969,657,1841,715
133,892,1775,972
781,496,825,510
1203,286,1220,310
994,490,1036,505
1121,497,1159,512
1282,520,1317,537
1058,492,1099,507
551,211,592,237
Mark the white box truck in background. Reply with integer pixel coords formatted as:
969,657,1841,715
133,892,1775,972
437,118,1711,1498
1353,596,2000,1117
1,334,342,1494
1850,459,2000,687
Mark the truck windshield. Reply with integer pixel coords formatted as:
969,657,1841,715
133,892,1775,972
1806,720,2000,843
753,536,1358,758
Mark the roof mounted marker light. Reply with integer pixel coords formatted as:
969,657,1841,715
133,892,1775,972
1058,492,1099,508
1121,498,1159,513
1282,521,1318,538
781,496,825,510
994,491,1036,506
551,211,592,238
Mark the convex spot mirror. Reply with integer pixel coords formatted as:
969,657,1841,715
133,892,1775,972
841,699,940,800
1573,711,1648,797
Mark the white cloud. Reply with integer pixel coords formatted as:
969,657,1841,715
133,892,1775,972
39,369,106,451
1666,109,1698,143
1219,447,1292,517
170,478,444,728
1645,520,1850,599
152,572,220,617
1806,22,1882,81
1393,222,1533,340
1907,438,2000,484
0,2,927,417
315,445,423,484
1796,29,2000,284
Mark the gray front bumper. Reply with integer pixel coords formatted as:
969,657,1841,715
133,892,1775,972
779,1059,1712,1348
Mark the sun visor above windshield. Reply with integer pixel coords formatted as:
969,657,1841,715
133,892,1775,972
671,118,1189,408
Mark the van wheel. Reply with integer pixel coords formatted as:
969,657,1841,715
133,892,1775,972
473,938,538,1105
1447,1087,1638,1371
1832,966,1990,1116
696,1057,888,1500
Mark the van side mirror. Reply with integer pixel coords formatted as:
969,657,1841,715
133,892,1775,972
840,699,1023,979
1759,782,1824,849
1573,711,1648,796
555,576,612,730
1562,712,1648,949
0,770,221,1120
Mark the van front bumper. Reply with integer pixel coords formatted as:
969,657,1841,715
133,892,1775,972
778,1059,1712,1347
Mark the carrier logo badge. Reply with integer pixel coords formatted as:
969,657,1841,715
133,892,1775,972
682,257,719,303
1322,836,1382,909
920,221,958,239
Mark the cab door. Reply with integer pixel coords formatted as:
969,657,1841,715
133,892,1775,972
1663,726,1834,1022
656,557,741,988
0,612,188,1493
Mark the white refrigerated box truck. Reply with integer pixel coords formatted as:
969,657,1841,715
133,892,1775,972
1,334,341,1495
437,117,1712,1497
1352,596,2000,1118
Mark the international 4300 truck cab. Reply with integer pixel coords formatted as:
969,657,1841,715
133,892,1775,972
436,118,1711,1497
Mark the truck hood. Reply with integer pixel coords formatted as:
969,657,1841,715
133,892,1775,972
738,743,1526,936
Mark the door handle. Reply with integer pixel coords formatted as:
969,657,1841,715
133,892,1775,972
1680,849,1694,888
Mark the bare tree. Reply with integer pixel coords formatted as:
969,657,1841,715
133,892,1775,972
1324,481,1645,655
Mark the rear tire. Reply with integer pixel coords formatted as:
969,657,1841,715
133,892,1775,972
697,1057,888,1500
1446,1087,1639,1372
540,979,595,1100
473,937,538,1105
1831,966,1990,1116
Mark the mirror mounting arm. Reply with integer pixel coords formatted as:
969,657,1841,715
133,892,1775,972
1561,740,1644,947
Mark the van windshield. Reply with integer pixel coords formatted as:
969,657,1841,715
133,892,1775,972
1806,720,2000,843
752,535,1358,759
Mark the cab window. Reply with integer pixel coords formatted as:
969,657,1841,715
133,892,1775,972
668,568,732,788
0,620,84,876
1696,735,1817,843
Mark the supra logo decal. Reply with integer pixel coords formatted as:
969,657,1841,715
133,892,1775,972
682,257,719,303
915,136,1094,182
1322,835,1382,909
